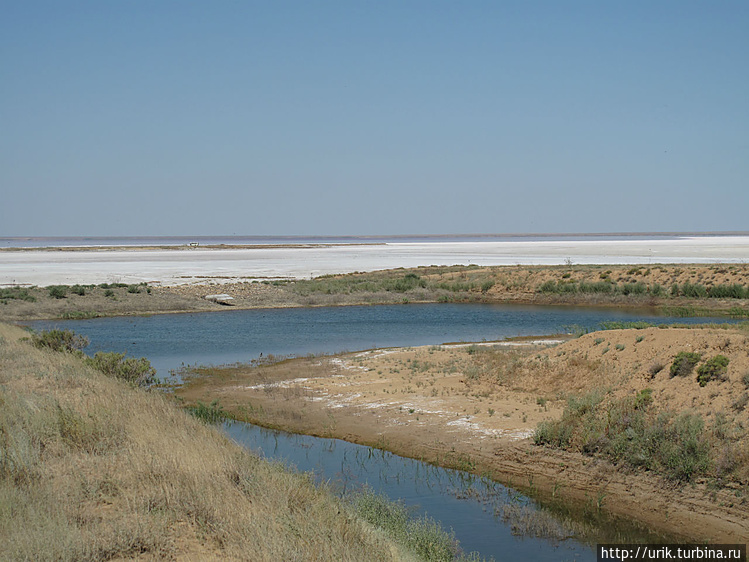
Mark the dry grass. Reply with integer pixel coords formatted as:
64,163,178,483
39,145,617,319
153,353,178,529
0,323,417,561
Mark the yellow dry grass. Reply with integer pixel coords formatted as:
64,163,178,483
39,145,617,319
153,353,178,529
0,323,410,561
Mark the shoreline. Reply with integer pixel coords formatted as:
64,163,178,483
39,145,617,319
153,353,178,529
175,328,749,544
2,262,748,322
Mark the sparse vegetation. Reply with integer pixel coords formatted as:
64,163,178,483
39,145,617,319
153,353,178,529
30,328,89,353
743,372,749,389
0,287,36,303
670,351,702,378
48,285,67,299
70,284,87,296
3,263,749,321
348,489,471,562
648,362,665,378
534,389,715,481
84,351,157,387
186,399,228,424
696,355,730,387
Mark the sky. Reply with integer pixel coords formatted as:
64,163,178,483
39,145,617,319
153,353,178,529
1,1,747,236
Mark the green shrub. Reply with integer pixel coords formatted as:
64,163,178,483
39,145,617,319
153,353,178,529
696,355,729,387
534,390,712,481
186,400,227,424
650,284,665,296
30,329,89,353
98,282,128,289
708,284,747,299
680,282,708,298
84,352,156,387
0,287,36,302
538,280,558,293
670,351,701,378
48,285,68,299
619,282,646,296
104,289,115,298
654,412,711,480
389,274,427,292
70,284,86,296
127,284,142,294
579,281,615,294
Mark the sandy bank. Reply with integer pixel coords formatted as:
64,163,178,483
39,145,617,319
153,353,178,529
177,327,749,543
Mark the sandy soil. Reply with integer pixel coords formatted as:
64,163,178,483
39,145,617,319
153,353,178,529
2,236,748,286
177,327,749,543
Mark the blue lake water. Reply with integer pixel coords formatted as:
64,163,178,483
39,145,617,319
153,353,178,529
225,421,601,561
28,303,734,381
27,303,732,560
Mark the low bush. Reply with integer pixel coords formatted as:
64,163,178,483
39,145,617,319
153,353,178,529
696,355,730,387
619,282,646,296
534,389,712,481
48,285,68,299
30,329,88,353
670,351,701,378
84,352,156,387
98,282,128,289
680,282,708,298
648,362,665,378
708,284,748,299
0,287,36,302
70,284,87,296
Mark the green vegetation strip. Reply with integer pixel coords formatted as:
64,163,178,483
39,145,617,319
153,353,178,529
538,280,749,299
534,388,738,482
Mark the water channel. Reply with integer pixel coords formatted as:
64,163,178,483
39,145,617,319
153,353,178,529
28,304,736,560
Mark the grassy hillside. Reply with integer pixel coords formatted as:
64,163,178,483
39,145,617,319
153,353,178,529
0,323,468,561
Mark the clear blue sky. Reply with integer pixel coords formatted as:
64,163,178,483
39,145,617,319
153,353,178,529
2,1,747,236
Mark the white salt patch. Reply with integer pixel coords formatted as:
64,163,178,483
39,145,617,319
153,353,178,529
3,236,748,286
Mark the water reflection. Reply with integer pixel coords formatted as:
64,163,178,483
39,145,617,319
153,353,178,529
225,421,597,561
